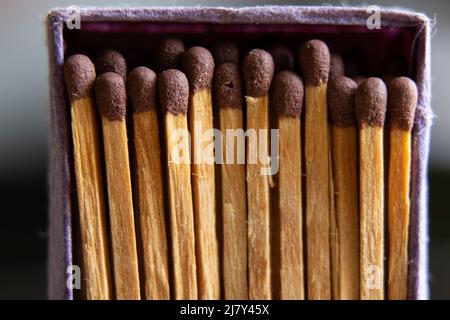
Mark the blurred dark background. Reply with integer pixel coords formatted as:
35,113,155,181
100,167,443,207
0,0,448,299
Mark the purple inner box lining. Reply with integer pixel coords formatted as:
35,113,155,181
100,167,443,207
47,6,431,300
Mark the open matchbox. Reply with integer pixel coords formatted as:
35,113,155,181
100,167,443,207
47,6,432,300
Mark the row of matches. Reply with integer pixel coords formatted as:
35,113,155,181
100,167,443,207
63,38,417,300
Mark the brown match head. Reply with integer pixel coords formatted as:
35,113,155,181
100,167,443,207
64,54,96,103
211,41,239,64
182,46,215,92
355,77,387,127
299,40,330,86
95,72,127,121
95,50,127,78
330,53,345,79
127,67,157,113
158,69,189,115
388,77,418,131
328,76,357,127
243,49,274,97
154,37,185,72
268,44,294,73
214,63,243,109
272,70,304,118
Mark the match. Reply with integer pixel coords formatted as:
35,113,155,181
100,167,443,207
356,77,387,300
328,76,360,300
154,38,185,72
329,53,345,80
95,49,127,78
243,48,274,300
211,41,239,65
64,54,112,300
272,70,305,300
214,62,248,300
95,72,140,299
387,77,417,300
268,44,294,73
328,52,344,299
182,46,220,300
159,69,198,299
299,39,331,300
127,66,170,299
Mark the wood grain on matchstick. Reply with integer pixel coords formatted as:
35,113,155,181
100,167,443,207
356,77,387,300
128,67,170,299
183,47,220,300
387,77,417,300
215,62,248,300
243,49,274,300
328,76,360,300
273,70,305,300
95,72,141,300
159,69,198,299
64,54,112,300
299,40,331,300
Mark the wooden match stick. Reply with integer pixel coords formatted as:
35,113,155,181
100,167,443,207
268,44,294,73
243,49,274,300
182,46,220,300
328,76,360,300
299,39,331,300
328,52,344,300
64,54,111,300
95,49,127,78
158,69,198,299
355,77,387,300
95,72,140,300
211,41,239,65
267,44,294,300
387,77,417,300
328,130,339,300
272,70,305,300
214,62,248,300
127,67,170,299
154,38,185,72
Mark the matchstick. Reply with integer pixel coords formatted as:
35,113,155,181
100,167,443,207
355,77,387,300
272,70,305,300
127,67,170,299
154,38,185,72
63,54,111,300
268,44,294,73
328,130,339,300
214,62,248,300
328,52,344,300
95,49,127,78
266,44,294,300
328,76,360,300
182,46,220,300
299,39,331,300
266,43,294,298
211,41,239,65
158,69,198,299
95,72,140,300
387,77,417,300
243,49,274,300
